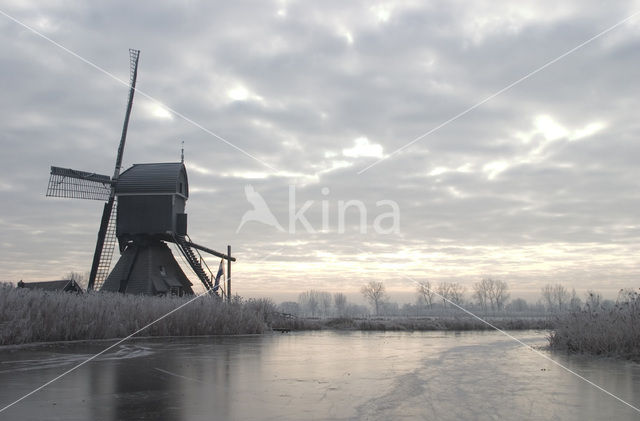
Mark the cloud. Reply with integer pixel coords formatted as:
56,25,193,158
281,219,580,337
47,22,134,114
140,100,174,120
342,137,384,159
1,1,639,301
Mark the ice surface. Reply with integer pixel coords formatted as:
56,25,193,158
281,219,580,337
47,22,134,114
0,331,638,420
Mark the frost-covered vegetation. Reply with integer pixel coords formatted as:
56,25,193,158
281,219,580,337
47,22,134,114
13,278,632,346
0,284,277,345
316,316,552,331
549,289,640,360
276,285,552,332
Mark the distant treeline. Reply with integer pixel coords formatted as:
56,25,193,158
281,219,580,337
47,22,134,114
281,280,598,319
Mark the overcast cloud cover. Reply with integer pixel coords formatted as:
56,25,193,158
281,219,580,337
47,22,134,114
1,0,639,301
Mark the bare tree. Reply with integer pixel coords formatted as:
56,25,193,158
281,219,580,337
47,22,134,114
416,281,434,309
435,282,466,308
541,284,554,311
540,283,570,312
474,278,509,311
334,292,347,317
473,280,489,311
361,281,387,316
490,280,510,311
318,291,333,318
298,290,319,317
448,283,466,306
553,284,569,311
436,282,451,308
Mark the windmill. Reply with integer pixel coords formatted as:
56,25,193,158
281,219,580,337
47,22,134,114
45,49,235,296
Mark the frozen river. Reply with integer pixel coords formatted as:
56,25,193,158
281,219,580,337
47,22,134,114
0,331,639,420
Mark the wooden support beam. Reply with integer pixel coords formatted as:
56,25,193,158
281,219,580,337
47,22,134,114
184,241,236,262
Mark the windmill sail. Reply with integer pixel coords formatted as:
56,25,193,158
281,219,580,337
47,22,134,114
91,199,118,290
112,49,140,180
87,49,140,291
46,166,112,200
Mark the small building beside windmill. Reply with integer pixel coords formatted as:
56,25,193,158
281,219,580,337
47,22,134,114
17,279,83,293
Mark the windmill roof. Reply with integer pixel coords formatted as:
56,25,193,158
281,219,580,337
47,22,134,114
115,162,188,198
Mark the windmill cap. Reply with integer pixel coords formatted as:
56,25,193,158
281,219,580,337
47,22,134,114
115,162,188,198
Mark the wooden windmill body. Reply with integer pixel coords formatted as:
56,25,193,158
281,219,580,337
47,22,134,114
45,50,234,296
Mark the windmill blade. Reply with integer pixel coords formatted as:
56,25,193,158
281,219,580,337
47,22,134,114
112,49,140,180
87,49,140,290
87,197,116,290
46,166,112,201
90,198,119,290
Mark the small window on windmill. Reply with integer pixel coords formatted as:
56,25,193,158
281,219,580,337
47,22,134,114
179,182,183,194
159,266,167,277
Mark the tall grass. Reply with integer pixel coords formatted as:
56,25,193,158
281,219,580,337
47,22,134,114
0,284,270,345
0,284,558,346
268,315,552,332
549,289,640,360
322,316,552,331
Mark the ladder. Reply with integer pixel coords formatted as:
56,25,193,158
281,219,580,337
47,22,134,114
173,234,216,293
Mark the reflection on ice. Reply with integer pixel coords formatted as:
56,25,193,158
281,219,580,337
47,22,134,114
0,331,639,420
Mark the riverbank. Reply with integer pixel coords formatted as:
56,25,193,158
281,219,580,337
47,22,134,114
0,285,267,345
549,289,640,362
3,284,638,361
1,285,553,346
272,315,553,332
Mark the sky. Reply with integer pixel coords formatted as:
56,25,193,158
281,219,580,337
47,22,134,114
1,0,639,303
